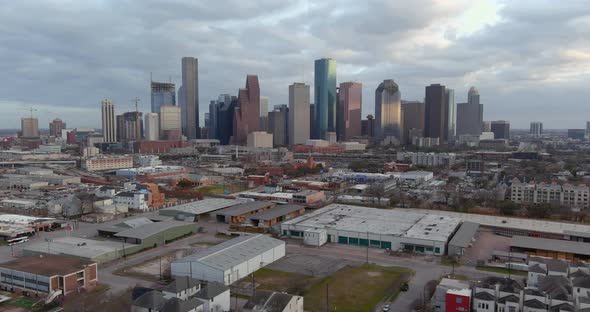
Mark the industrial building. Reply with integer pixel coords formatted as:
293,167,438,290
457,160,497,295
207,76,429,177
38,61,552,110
510,236,590,261
448,222,480,257
98,219,197,246
23,237,141,263
214,201,276,224
0,255,97,298
246,204,306,229
159,198,242,221
281,204,462,255
171,234,285,285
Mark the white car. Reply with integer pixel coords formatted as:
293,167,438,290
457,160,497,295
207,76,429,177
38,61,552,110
382,304,390,311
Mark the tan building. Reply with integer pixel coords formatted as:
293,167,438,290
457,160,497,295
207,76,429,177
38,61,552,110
83,155,133,172
21,117,39,137
511,179,590,210
247,131,273,148
159,105,181,138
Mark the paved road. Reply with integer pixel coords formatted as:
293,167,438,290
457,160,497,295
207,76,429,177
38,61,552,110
285,243,510,312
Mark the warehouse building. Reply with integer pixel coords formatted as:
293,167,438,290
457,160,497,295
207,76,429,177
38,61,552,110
510,236,590,261
246,204,306,228
281,204,461,255
23,237,141,263
0,255,97,299
159,198,242,221
214,201,275,224
448,222,480,257
171,234,285,285
97,218,197,246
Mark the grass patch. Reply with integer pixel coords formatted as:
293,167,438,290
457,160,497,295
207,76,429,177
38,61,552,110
196,185,225,195
254,268,318,294
304,264,412,312
476,266,528,276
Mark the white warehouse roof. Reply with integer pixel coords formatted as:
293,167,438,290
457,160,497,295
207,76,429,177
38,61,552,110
174,234,284,272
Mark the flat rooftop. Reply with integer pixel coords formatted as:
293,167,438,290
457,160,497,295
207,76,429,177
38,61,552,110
174,234,284,272
215,201,275,217
24,237,134,259
247,205,305,221
282,204,461,241
511,236,590,256
403,208,590,236
115,220,194,240
160,198,241,215
0,255,94,276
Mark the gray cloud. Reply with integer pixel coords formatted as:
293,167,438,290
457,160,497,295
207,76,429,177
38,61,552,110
0,0,589,129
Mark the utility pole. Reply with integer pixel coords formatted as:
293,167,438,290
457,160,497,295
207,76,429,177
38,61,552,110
326,283,329,312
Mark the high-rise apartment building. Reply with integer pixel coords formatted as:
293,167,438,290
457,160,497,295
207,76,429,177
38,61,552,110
233,75,260,145
268,105,288,147
49,118,66,137
375,80,402,144
361,114,375,139
337,82,362,141
456,87,484,136
530,122,543,137
150,81,175,113
260,96,269,131
101,99,117,143
144,113,159,141
401,101,425,145
181,57,199,139
445,89,455,141
20,117,39,138
314,58,337,139
159,105,181,139
424,84,447,142
289,83,310,145
490,120,510,139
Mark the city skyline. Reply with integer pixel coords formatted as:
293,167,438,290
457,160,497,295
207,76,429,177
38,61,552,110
1,1,589,129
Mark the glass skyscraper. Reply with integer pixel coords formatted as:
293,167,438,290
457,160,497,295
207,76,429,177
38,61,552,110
314,58,337,139
375,80,402,144
150,81,176,113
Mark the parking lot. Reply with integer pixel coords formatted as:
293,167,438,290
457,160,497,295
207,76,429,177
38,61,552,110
462,229,511,265
266,251,358,277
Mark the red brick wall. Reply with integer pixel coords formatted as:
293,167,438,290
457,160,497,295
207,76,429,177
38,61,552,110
50,276,59,292
86,264,97,282
64,274,78,294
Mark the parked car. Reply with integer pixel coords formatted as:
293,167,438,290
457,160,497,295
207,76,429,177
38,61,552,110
401,282,409,291
382,304,390,311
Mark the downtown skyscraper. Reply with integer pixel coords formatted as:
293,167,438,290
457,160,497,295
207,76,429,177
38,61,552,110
314,58,337,139
49,118,66,137
375,80,402,144
337,82,362,141
181,57,199,139
424,84,448,142
151,81,176,113
289,83,310,145
101,99,117,142
456,87,484,136
233,75,260,144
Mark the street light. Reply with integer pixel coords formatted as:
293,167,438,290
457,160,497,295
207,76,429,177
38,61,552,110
44,238,53,254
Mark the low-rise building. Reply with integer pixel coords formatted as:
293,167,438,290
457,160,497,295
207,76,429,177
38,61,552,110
247,131,273,148
82,155,133,172
510,179,590,210
114,191,149,211
243,290,304,312
397,152,456,167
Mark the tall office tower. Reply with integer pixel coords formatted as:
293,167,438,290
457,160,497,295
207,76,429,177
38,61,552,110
178,85,186,134
336,82,362,141
445,89,455,141
144,113,159,141
288,83,311,145
361,114,375,138
375,80,402,144
314,58,337,139
181,57,199,139
491,120,510,139
268,105,289,146
159,105,181,139
401,101,425,145
101,99,117,142
49,118,66,137
424,84,448,142
310,104,315,137
151,81,175,114
116,115,125,142
20,117,39,137
233,75,260,144
122,112,143,142
260,96,269,130
213,94,233,140
207,100,218,139
456,86,484,136
530,122,543,137
586,121,590,135
217,97,237,145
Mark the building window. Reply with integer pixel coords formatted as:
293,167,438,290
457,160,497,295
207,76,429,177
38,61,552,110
456,297,462,303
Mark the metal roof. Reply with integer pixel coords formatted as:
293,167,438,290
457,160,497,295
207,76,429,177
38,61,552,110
160,198,241,216
115,220,195,240
247,205,305,221
173,234,284,272
215,201,275,217
511,236,590,256
448,222,480,248
24,237,133,259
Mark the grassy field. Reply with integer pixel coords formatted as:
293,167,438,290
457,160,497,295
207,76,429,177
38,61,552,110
195,185,225,195
252,265,412,311
304,264,412,312
476,266,528,276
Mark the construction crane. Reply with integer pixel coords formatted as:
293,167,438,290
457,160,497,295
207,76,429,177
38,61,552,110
130,97,141,141
19,106,38,119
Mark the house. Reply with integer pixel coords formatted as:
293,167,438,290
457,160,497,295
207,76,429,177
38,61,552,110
114,191,149,211
243,290,303,312
431,278,471,312
194,282,230,312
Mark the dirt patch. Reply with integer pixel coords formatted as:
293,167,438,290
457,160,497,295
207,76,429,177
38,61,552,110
117,247,205,281
367,271,382,277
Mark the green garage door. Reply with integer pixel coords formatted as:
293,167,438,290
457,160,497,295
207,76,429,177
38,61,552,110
349,237,359,245
381,241,392,249
338,236,348,244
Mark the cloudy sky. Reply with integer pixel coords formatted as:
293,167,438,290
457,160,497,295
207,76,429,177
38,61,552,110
1,0,589,130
